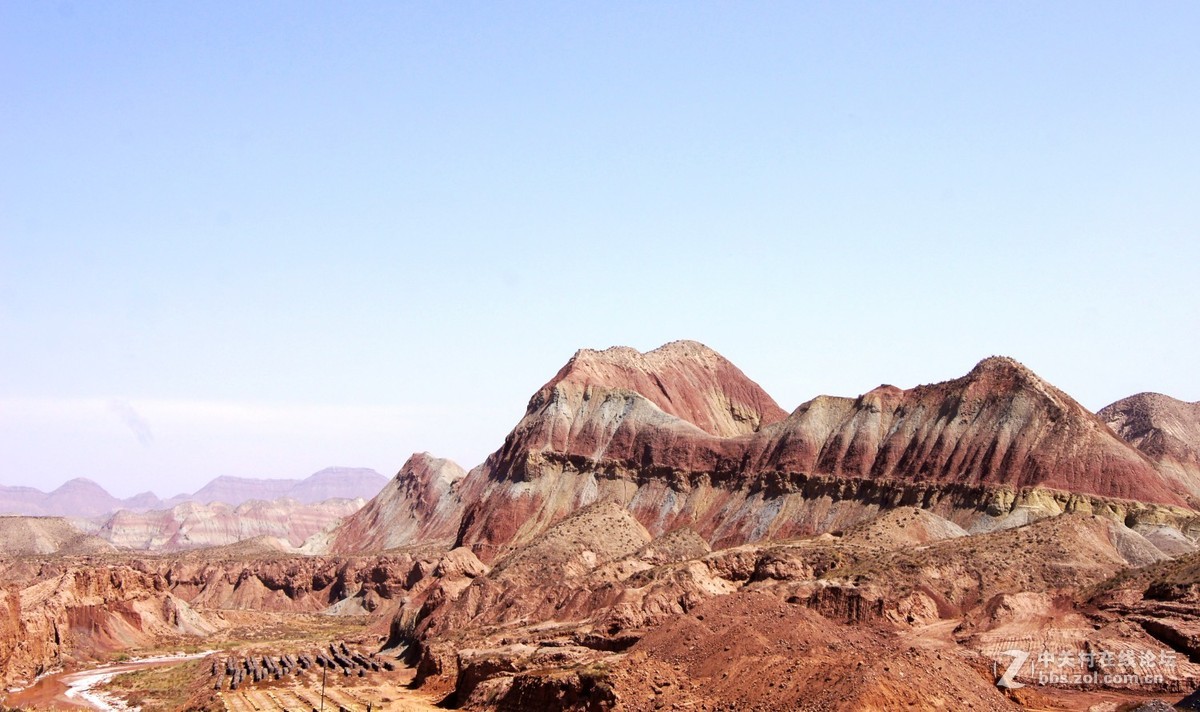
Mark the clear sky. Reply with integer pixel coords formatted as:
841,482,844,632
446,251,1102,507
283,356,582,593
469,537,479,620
2,2,1197,497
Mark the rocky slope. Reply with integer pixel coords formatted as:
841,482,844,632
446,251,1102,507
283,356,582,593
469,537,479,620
394,501,1200,709
1101,392,1200,501
0,561,219,686
326,453,467,554
452,343,1191,559
0,516,115,556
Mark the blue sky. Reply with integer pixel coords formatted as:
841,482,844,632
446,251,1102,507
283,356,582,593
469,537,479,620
2,2,1198,496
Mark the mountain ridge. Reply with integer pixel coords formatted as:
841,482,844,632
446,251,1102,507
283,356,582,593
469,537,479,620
432,345,1196,559
0,466,389,518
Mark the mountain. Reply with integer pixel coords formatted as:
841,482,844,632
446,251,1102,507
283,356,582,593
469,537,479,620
443,343,1189,558
0,478,126,518
187,476,297,505
535,340,788,438
0,485,52,516
96,498,365,551
327,453,466,553
283,467,390,504
0,467,389,518
187,468,388,506
122,490,167,510
1100,392,1200,500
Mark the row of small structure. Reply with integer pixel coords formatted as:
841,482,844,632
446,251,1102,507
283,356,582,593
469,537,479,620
211,641,396,691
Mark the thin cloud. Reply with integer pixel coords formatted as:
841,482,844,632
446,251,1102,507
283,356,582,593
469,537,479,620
107,399,154,446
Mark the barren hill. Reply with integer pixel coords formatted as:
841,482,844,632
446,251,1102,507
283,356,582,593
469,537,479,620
327,453,466,553
188,467,388,506
1101,392,1200,500
0,516,115,556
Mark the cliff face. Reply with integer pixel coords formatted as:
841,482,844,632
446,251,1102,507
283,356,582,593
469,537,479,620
1101,392,1200,500
326,453,466,554
153,554,419,613
452,345,1191,558
0,563,218,686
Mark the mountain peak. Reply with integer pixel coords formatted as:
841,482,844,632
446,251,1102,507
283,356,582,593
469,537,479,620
49,478,113,497
967,355,1036,380
406,452,467,486
569,340,726,369
327,453,466,553
543,340,786,437
53,477,105,490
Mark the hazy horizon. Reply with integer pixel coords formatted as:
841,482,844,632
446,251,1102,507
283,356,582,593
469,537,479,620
4,462,388,500
4,3,1197,497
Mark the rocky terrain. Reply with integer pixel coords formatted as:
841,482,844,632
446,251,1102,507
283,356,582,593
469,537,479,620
327,453,467,553
0,549,461,690
1101,393,1200,503
4,341,1200,711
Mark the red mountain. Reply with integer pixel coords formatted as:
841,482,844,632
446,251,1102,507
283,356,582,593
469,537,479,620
450,343,1189,558
327,453,466,553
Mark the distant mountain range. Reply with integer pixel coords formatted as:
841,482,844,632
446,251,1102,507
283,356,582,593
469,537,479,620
0,467,389,519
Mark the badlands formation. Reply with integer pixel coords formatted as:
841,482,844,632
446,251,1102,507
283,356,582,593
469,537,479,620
4,341,1200,711
0,467,389,555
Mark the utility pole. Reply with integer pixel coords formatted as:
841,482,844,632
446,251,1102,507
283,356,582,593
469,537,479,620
320,665,327,712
